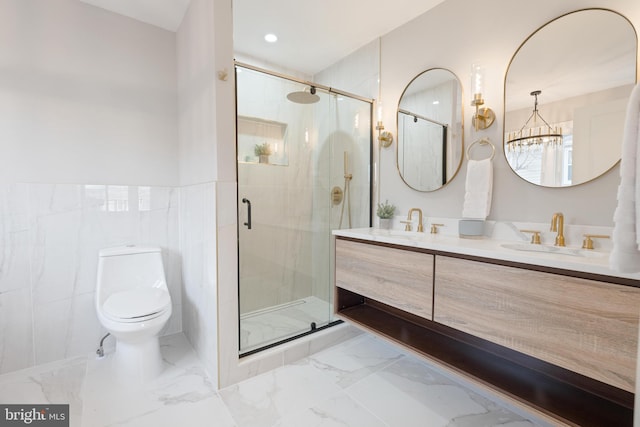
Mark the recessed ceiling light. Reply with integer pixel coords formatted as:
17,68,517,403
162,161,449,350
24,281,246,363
432,100,440,105
264,33,278,43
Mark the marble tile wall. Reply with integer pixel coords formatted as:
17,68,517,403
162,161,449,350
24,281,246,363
237,160,315,314
237,69,373,315
236,67,317,315
0,183,181,375
179,181,218,382
314,39,379,100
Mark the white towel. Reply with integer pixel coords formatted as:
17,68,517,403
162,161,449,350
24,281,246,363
462,158,493,219
610,83,640,272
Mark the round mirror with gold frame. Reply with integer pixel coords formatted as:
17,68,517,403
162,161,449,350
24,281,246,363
504,8,637,187
397,68,464,192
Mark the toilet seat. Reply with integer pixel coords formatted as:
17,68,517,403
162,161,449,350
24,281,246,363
103,287,171,323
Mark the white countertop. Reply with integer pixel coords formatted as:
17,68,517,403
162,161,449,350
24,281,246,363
333,227,640,282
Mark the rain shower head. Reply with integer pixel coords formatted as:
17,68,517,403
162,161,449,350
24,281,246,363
286,86,320,104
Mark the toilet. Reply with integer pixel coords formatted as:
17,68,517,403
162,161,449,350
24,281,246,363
96,245,172,381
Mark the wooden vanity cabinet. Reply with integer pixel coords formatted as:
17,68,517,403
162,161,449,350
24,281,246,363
433,255,640,393
334,236,639,426
335,238,433,319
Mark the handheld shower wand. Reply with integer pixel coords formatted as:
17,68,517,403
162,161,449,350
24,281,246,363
338,151,352,229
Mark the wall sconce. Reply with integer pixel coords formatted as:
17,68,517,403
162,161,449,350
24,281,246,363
470,64,495,131
376,101,394,148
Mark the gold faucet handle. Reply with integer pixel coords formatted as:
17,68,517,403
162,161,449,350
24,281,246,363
520,229,542,244
582,234,610,250
430,223,444,234
400,220,412,231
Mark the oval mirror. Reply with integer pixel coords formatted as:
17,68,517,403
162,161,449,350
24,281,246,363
504,9,637,187
397,68,464,191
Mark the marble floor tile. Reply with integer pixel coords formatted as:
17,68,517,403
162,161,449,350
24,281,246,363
80,334,234,427
0,331,545,427
345,355,538,427
274,390,388,427
0,356,86,427
219,361,343,427
305,333,404,388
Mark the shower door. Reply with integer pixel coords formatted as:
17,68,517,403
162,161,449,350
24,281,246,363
236,64,372,355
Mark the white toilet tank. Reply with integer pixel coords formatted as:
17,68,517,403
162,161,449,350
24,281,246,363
96,246,167,306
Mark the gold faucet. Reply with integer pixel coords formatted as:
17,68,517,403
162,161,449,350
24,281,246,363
407,208,424,232
550,212,565,247
582,234,610,250
430,223,444,234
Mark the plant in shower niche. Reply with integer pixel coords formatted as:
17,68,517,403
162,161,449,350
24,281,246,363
254,142,273,164
376,200,396,219
254,142,273,156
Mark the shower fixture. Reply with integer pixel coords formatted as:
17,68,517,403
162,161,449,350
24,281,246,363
236,61,373,355
338,151,353,229
331,187,343,205
286,86,320,104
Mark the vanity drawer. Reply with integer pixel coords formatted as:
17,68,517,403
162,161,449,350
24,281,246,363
434,255,640,393
335,239,434,320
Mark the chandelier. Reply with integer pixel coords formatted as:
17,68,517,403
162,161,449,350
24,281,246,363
506,90,563,151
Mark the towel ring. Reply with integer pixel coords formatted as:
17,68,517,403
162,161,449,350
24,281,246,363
466,137,495,161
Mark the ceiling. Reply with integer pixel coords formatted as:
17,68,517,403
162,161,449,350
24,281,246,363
79,0,192,33
79,0,446,75
77,1,636,106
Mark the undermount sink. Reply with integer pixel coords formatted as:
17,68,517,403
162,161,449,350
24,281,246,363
500,243,606,258
370,229,428,241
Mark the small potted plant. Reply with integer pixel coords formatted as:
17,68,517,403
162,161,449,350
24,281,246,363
254,142,273,164
376,200,395,229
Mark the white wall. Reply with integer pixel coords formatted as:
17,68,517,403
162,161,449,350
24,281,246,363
177,0,220,385
314,40,379,100
177,0,217,186
0,0,178,186
0,0,182,375
177,0,237,387
376,0,640,226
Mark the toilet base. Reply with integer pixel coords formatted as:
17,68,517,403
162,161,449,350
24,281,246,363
112,337,164,383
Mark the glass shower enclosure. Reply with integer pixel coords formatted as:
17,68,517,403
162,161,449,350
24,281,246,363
236,64,372,355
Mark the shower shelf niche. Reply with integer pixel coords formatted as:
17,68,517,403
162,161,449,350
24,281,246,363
238,115,289,166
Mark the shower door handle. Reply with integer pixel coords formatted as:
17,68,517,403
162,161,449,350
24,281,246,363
242,198,252,229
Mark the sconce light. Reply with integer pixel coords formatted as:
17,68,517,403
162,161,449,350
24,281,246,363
470,64,495,131
376,101,394,148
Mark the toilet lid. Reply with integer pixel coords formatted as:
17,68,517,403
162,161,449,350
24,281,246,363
103,287,171,320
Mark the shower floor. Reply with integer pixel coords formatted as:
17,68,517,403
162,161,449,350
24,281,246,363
240,296,333,354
